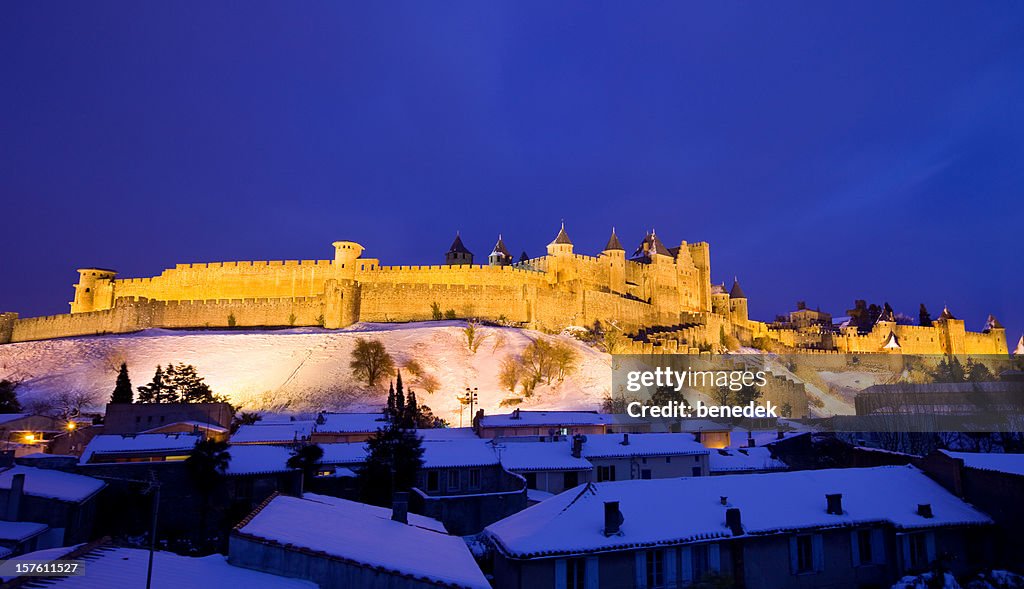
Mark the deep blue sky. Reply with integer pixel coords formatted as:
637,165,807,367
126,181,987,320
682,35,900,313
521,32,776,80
2,3,1022,341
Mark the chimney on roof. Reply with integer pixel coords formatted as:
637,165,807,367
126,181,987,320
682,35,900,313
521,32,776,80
747,435,755,448
720,496,728,506
777,430,784,440
603,501,624,536
917,503,933,519
571,434,585,459
725,508,743,536
391,491,409,524
7,473,24,521
0,451,14,469
621,433,630,446
826,493,843,515
511,408,521,420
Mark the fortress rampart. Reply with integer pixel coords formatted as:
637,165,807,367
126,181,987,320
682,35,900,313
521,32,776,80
0,228,1009,358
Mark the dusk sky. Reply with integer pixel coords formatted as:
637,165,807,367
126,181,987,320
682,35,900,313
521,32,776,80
2,3,1022,338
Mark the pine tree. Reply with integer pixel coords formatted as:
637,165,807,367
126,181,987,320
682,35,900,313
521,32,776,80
357,423,424,506
386,382,396,417
137,365,165,403
919,304,933,327
406,390,419,429
164,363,215,403
394,370,406,421
110,363,134,404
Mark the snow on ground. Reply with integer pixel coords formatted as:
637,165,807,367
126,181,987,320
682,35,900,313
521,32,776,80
0,322,611,425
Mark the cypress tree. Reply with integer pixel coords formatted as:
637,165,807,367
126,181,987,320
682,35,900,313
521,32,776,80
110,362,134,404
394,370,406,421
406,390,419,429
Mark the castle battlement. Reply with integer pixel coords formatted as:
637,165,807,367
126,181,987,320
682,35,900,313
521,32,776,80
0,226,1008,355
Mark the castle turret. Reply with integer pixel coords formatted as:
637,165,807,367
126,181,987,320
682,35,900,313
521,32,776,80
488,235,513,266
1015,335,1024,356
728,277,748,325
601,228,626,293
546,222,574,256
332,241,365,280
70,268,117,313
445,233,474,266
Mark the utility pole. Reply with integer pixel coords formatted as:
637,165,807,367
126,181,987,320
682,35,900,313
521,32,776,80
145,476,161,589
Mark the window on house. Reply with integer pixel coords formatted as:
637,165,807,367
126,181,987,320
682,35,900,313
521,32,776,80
646,549,665,589
691,544,710,581
858,530,873,564
597,465,616,482
563,471,579,489
524,472,537,489
694,455,700,463
447,469,460,491
692,466,702,477
469,468,481,490
641,469,652,480
565,558,586,589
665,456,671,463
795,535,814,573
427,471,439,492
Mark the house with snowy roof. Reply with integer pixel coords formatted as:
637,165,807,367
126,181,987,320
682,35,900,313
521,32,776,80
78,432,201,464
229,493,490,589
0,414,66,457
475,409,621,439
2,541,318,588
103,401,233,440
918,449,1024,569
709,446,788,474
411,439,528,535
496,439,595,497
577,433,710,481
230,420,314,445
310,411,391,443
485,466,993,589
0,466,104,546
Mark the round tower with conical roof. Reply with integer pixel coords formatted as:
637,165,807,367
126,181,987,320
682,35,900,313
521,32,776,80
601,228,626,293
728,277,749,325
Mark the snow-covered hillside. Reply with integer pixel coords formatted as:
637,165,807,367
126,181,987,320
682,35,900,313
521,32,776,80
0,322,612,423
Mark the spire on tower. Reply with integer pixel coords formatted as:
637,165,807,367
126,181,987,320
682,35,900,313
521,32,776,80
729,277,746,299
604,227,624,251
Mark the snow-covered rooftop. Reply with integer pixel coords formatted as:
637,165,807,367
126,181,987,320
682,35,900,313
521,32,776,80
940,450,1024,477
480,410,612,428
231,421,314,444
318,442,369,465
580,433,707,459
5,545,316,588
315,412,389,433
418,427,479,441
486,466,991,559
0,466,104,503
497,441,594,472
709,447,787,473
421,440,500,468
0,520,48,542
80,433,201,464
0,414,29,425
303,492,446,532
236,495,488,588
225,445,296,475
141,420,228,435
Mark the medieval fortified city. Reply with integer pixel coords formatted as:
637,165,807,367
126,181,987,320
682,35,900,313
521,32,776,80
2,3,1023,589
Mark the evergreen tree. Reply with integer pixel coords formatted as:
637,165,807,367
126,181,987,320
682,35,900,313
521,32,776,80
919,304,933,327
164,363,215,403
110,363,134,404
386,382,396,417
966,359,995,382
0,380,22,413
394,371,406,422
357,424,424,506
287,444,325,487
406,390,419,429
136,365,165,403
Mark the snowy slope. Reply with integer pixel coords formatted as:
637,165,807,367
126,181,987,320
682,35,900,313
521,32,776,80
0,321,612,423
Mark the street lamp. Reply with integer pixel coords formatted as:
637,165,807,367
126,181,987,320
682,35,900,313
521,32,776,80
464,387,479,425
